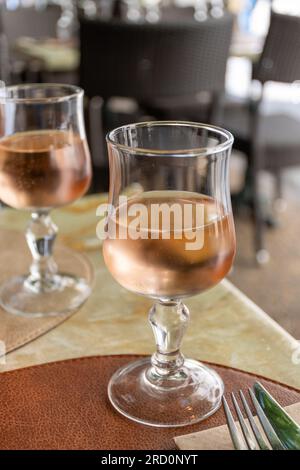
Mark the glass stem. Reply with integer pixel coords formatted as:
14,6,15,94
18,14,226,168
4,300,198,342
25,212,58,293
147,300,190,386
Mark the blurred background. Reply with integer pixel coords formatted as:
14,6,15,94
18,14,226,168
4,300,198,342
0,0,300,336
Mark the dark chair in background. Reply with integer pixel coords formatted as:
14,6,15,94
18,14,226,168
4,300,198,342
222,11,300,263
79,13,234,189
1,4,62,83
160,5,195,22
0,7,9,83
2,5,61,44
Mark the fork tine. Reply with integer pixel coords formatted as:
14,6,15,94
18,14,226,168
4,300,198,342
248,388,285,450
222,396,248,450
239,390,269,450
231,392,258,450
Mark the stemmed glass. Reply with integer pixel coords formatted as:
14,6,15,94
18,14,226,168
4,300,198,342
0,84,92,317
103,121,236,427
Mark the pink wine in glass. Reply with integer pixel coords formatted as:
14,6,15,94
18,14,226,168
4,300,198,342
0,84,92,318
0,130,91,210
105,121,235,427
103,191,236,299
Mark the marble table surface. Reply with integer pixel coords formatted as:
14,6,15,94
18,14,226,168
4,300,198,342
0,195,299,389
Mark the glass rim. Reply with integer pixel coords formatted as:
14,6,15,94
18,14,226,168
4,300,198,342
0,83,84,104
106,121,234,157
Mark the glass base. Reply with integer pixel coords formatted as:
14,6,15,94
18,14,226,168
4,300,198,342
0,274,91,318
108,357,224,428
0,248,93,318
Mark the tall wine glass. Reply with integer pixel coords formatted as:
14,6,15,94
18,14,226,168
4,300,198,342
0,84,92,317
103,121,236,427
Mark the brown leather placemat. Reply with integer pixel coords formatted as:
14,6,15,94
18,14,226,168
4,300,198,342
0,229,93,357
0,354,299,450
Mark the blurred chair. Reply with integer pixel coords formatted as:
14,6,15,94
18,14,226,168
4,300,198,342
157,5,195,22
0,7,9,83
1,4,62,83
2,5,61,45
222,11,300,263
79,13,234,176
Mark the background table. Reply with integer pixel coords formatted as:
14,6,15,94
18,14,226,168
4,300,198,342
0,195,299,390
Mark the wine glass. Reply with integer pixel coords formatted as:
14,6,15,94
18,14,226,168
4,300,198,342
0,84,92,317
103,121,236,427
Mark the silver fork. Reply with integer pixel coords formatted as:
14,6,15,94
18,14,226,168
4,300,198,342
222,389,286,450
